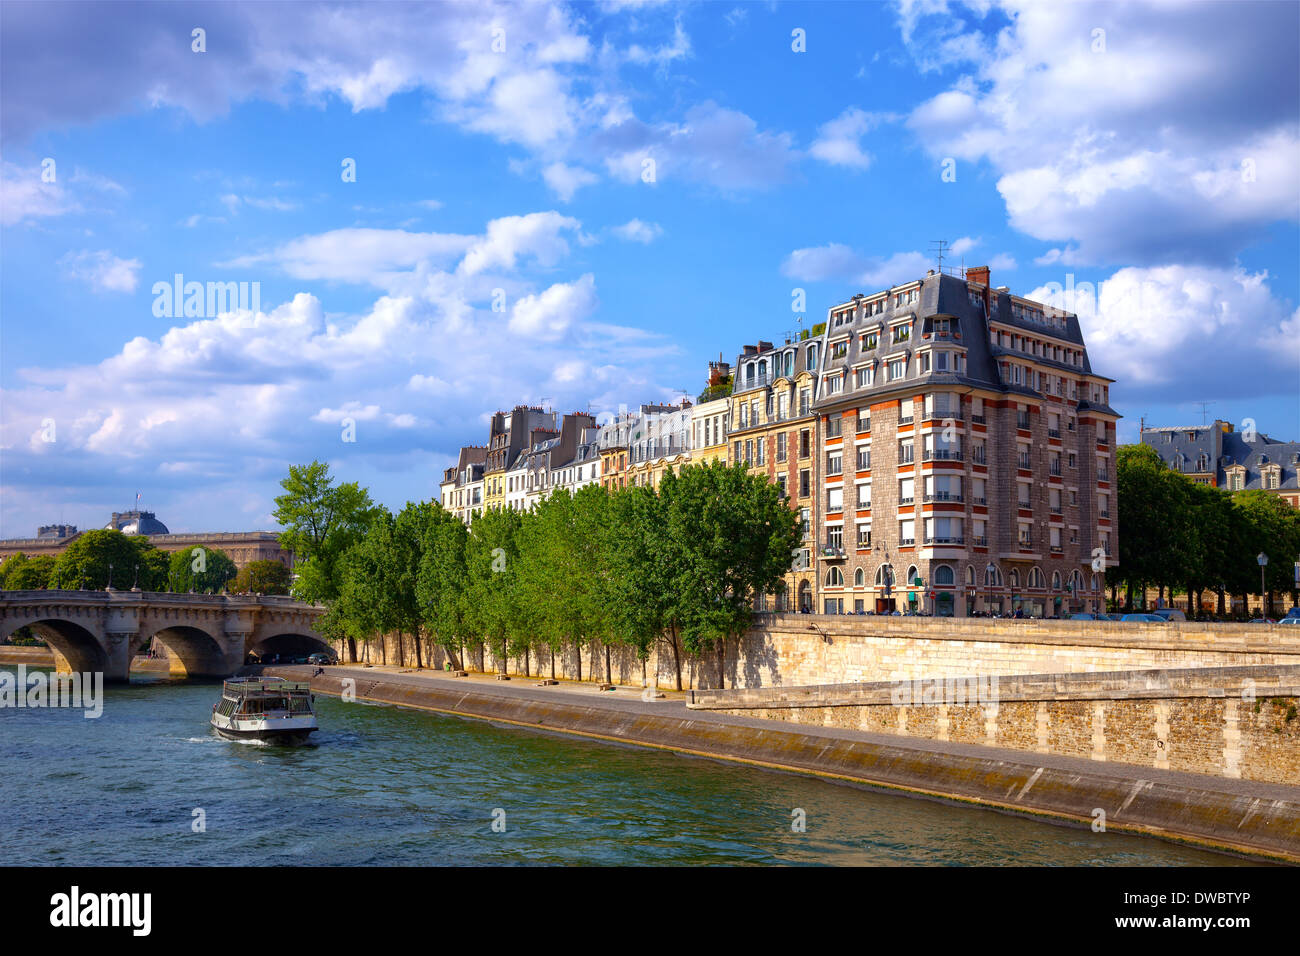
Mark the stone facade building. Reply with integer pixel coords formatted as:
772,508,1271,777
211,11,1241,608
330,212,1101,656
1142,420,1300,509
809,266,1119,617
726,337,822,612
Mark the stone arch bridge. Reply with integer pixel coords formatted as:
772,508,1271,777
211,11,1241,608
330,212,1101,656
0,590,328,681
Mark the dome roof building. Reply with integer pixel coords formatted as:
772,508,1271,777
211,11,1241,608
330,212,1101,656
106,510,170,536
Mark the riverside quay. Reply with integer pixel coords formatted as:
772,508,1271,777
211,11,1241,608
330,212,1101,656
441,265,1120,620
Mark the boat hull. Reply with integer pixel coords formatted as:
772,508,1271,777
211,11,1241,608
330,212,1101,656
211,722,317,745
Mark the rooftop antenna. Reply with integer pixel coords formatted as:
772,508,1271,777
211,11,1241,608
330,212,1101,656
929,239,950,274
1195,401,1216,426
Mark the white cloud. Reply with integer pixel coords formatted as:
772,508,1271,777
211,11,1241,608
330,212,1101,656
1029,264,1299,399
225,227,475,284
541,162,599,201
903,1,1300,265
508,273,598,340
59,249,141,293
610,218,663,243
458,211,581,276
809,108,892,169
781,244,933,288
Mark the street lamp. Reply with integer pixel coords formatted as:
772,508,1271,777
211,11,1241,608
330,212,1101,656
1258,552,1269,617
986,562,996,616
107,562,113,591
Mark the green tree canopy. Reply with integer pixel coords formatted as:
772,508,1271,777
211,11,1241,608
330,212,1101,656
1,553,57,590
166,546,237,593
273,460,377,605
50,529,166,591
231,559,293,595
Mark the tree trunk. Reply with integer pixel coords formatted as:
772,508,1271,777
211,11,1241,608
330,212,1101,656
641,656,647,689
414,628,424,669
346,636,357,663
604,645,612,685
716,637,726,690
524,646,530,678
1216,588,1226,617
500,635,508,675
670,629,683,692
550,647,556,680
574,640,582,682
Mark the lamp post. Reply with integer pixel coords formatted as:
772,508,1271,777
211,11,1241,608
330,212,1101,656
107,562,113,590
986,562,996,616
1258,552,1269,618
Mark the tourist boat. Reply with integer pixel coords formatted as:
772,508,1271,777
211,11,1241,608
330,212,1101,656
210,677,318,744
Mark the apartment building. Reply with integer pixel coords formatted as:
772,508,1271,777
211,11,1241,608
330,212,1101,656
727,337,822,612
1142,420,1300,508
517,412,597,510
439,445,488,525
810,265,1119,618
626,402,693,489
482,405,557,512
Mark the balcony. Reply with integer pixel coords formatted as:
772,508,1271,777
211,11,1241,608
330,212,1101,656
1047,428,1061,439
1017,416,1031,429
922,410,962,423
1050,506,1063,515
972,451,987,464
923,449,964,462
899,537,916,547
899,451,915,464
898,415,914,425
1017,456,1032,469
923,492,964,503
821,546,846,559
923,536,965,546
971,496,987,506
899,496,915,506
1018,537,1033,548
856,456,871,470
1049,464,1062,476
970,414,986,424
972,535,988,547
827,463,843,476
1099,509,1111,518
1050,545,1063,553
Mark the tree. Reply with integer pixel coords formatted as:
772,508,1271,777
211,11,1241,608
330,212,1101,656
50,529,165,591
1113,444,1193,608
663,461,801,689
462,508,522,676
417,504,470,670
166,546,237,593
1,553,56,590
231,560,293,595
334,507,398,664
273,460,377,660
1232,490,1300,616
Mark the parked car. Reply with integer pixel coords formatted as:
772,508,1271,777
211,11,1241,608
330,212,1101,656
1104,613,1125,621
307,652,334,665
1248,618,1277,625
1120,613,1167,623
1151,608,1187,622
1067,612,1100,620
1278,617,1300,627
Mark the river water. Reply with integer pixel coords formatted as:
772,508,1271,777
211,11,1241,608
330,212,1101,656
1,674,1259,866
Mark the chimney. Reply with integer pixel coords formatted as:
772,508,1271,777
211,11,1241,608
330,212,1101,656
965,265,990,287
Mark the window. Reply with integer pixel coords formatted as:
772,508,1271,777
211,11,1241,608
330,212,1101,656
888,358,905,380
1049,528,1061,551
827,526,843,549
1018,524,1032,546
925,516,962,544
826,416,842,438
854,568,866,587
776,474,788,498
899,438,914,464
876,565,895,588
862,332,878,350
831,340,848,360
800,508,810,536
806,345,818,371
799,430,811,458
856,365,875,388
857,484,871,508
1029,567,1045,589
856,524,871,548
925,474,962,501
899,519,915,546
828,487,843,511
799,470,811,498
799,389,811,416
1009,568,1021,588
899,477,915,505
744,439,753,465
825,567,844,587
777,432,788,462
755,439,765,465
972,478,986,504
1018,482,1031,506
934,565,955,585
856,447,871,470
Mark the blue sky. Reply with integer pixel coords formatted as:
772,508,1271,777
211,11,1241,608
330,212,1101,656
2,0,1297,535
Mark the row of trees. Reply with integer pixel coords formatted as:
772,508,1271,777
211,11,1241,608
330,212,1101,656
272,458,801,689
1111,444,1300,617
0,529,292,595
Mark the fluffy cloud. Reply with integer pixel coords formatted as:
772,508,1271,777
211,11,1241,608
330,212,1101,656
809,108,891,169
59,249,141,293
541,162,599,201
781,238,978,287
1,210,673,533
903,1,1300,265
610,218,663,243
1029,264,1299,400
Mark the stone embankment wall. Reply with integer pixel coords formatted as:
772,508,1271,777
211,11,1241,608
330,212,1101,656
336,616,1300,691
689,664,1300,786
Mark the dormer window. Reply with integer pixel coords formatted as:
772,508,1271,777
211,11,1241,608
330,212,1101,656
862,332,878,350
891,323,910,344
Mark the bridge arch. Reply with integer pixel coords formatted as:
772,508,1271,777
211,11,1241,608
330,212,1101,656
2,617,109,675
140,624,230,679
250,630,332,661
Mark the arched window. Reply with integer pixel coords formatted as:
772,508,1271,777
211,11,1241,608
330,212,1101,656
1090,572,1100,592
1051,570,1061,591
746,364,755,386
966,565,976,587
1009,568,1021,588
906,565,919,588
854,568,865,588
983,565,1001,587
758,359,767,379
1028,567,1044,589
875,564,894,587
825,567,844,587
934,565,954,586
